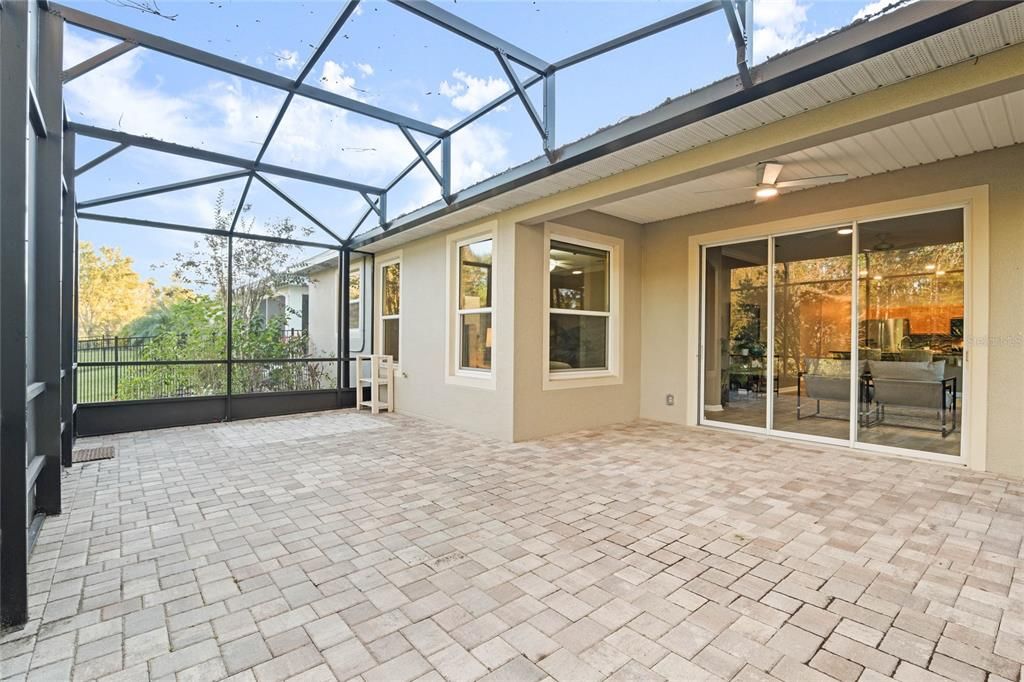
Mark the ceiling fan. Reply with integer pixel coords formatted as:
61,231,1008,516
697,161,848,203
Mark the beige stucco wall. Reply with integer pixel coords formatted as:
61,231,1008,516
511,211,643,441
375,221,515,440
306,269,337,359
640,145,1024,478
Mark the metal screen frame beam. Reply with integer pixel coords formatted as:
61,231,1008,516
69,123,386,195
75,141,127,176
49,3,446,137
253,173,346,245
62,39,135,82
77,170,250,209
76,213,343,251
388,0,550,74
553,1,722,70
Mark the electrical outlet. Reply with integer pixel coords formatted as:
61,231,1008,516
665,394,675,406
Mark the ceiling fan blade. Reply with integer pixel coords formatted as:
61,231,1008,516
775,174,848,188
759,162,784,186
693,185,758,194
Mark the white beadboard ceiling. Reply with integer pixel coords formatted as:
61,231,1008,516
594,90,1024,224
358,3,1024,250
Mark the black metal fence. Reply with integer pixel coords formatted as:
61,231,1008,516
76,336,338,403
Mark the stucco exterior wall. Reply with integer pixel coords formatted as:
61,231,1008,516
511,211,643,441
306,269,336,359
640,145,1024,478
374,221,516,440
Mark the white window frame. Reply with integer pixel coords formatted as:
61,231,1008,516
446,227,497,388
543,225,623,390
348,263,363,347
376,253,402,366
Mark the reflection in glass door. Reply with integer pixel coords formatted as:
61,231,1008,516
771,227,854,442
701,240,769,429
855,209,964,457
699,207,966,460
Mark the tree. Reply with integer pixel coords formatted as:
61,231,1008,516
170,191,313,332
78,241,155,338
114,192,326,399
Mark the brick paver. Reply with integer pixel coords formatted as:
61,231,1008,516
1,411,1022,681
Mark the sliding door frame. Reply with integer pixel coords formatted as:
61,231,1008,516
692,187,988,469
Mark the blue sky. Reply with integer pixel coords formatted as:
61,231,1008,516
67,0,893,287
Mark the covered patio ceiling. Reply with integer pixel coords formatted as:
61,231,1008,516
593,87,1024,224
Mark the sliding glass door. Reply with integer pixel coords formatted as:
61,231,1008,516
700,207,965,460
855,209,964,456
772,227,853,443
701,240,769,429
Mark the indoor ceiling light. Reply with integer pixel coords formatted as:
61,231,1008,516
572,270,583,275
755,187,779,199
837,227,853,235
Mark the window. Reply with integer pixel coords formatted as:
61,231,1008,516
545,230,621,386
348,267,361,333
380,260,400,362
457,238,493,372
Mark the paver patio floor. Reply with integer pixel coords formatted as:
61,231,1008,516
2,411,1022,681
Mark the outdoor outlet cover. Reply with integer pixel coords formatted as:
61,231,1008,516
666,394,675,406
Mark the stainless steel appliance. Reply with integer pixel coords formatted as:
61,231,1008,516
861,318,911,352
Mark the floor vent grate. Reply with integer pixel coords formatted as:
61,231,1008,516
72,446,115,463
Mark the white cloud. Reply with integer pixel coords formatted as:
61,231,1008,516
751,0,834,62
318,60,365,101
439,70,510,113
64,32,509,226
434,117,508,193
356,62,374,77
273,49,299,72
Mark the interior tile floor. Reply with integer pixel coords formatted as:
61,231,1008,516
2,411,1020,681
708,392,962,456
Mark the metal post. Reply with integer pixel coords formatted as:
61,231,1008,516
543,73,556,156
34,7,65,514
341,248,351,391
62,130,77,467
226,235,234,421
742,0,754,66
114,336,120,398
1,0,31,628
441,136,452,203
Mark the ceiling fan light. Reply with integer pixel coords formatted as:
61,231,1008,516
837,227,853,235
755,187,779,199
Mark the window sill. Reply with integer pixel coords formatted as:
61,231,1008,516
544,370,622,391
446,370,496,390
